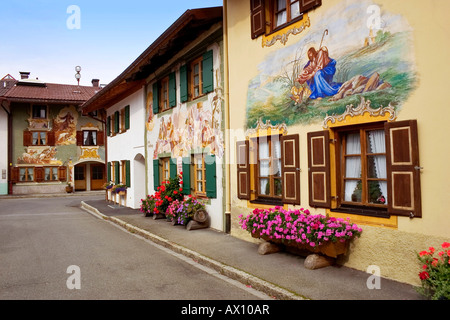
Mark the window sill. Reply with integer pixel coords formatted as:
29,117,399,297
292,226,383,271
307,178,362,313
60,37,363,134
250,198,283,207
331,205,389,219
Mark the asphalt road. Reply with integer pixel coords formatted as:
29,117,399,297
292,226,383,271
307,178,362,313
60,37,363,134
0,195,269,300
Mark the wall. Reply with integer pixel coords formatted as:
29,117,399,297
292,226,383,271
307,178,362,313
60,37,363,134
107,87,146,209
0,107,8,194
225,0,450,285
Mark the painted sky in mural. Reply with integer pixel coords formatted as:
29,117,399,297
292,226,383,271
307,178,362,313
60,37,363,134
246,0,416,129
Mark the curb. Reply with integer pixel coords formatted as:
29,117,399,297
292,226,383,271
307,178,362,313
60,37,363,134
80,201,307,301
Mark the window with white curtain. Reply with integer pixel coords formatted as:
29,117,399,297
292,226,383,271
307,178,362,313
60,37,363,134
341,126,388,207
257,135,282,199
82,130,97,146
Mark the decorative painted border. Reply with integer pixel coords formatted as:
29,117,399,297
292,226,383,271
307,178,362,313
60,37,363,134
246,118,287,138
262,14,311,47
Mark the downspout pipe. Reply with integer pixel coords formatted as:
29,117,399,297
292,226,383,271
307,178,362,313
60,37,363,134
223,2,232,233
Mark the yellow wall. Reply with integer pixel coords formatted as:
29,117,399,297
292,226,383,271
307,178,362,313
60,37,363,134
225,0,450,285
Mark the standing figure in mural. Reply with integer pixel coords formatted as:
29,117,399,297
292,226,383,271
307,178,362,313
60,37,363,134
297,30,341,100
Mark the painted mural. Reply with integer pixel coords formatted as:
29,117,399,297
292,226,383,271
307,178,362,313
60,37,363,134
246,0,417,128
17,147,61,165
53,106,78,145
148,90,224,160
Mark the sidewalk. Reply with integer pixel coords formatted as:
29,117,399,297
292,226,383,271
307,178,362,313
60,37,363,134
81,199,423,300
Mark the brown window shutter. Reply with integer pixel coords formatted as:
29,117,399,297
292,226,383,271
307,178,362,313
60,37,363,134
47,131,55,146
385,120,422,218
236,140,250,200
58,166,67,182
35,167,44,182
307,130,331,208
300,0,322,13
250,0,265,39
76,131,83,146
23,130,32,146
11,167,19,183
281,134,300,205
97,131,104,146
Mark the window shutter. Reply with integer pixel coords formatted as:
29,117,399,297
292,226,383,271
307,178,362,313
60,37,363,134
182,157,191,195
23,130,32,146
153,159,160,191
170,157,177,179
11,167,19,184
76,131,83,146
236,140,250,200
114,111,120,134
97,131,104,146
47,131,55,146
202,50,214,94
281,134,300,205
385,120,422,218
114,161,120,185
107,162,111,182
169,72,176,108
205,154,217,198
35,167,44,182
58,166,67,182
125,160,131,188
106,116,111,136
152,82,159,115
180,65,188,103
250,0,265,39
300,0,322,13
307,130,331,208
124,105,130,130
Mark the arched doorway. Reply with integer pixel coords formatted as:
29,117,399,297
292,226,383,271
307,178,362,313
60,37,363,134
73,160,106,191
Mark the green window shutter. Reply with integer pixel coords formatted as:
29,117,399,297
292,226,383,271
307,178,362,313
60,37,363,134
124,105,130,130
182,157,191,195
114,111,120,134
202,50,214,94
153,159,160,191
169,72,176,108
152,82,159,115
114,161,120,185
125,160,131,188
106,116,111,136
107,162,111,182
170,158,177,179
179,65,188,103
205,154,216,198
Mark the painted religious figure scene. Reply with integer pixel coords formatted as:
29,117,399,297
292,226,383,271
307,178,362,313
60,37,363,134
246,0,417,128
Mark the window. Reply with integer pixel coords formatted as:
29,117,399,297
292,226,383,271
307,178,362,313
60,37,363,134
83,130,97,146
190,57,203,99
74,166,85,181
44,167,58,181
19,167,34,182
250,0,322,38
307,120,422,218
257,135,282,200
338,126,388,207
161,157,171,182
194,154,206,196
32,131,47,146
159,77,170,112
236,134,300,205
32,105,47,119
121,160,131,187
92,165,104,180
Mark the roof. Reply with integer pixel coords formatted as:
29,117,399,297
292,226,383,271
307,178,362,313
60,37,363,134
81,6,223,114
0,74,17,97
3,81,101,104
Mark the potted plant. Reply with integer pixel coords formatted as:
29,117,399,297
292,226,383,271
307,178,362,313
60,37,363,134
416,242,450,300
140,194,156,217
152,174,184,219
239,206,363,258
65,182,73,193
112,184,127,195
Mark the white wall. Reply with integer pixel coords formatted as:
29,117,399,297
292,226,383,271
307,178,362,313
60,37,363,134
107,87,146,209
0,107,8,195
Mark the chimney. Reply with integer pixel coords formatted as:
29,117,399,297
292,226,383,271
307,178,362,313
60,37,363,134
20,71,30,80
91,79,100,87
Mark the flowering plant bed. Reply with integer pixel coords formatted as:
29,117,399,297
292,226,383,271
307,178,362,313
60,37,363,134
152,175,184,217
166,196,208,229
417,242,450,300
239,207,362,259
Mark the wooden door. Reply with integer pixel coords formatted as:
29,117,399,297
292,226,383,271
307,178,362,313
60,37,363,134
91,164,105,190
74,164,86,191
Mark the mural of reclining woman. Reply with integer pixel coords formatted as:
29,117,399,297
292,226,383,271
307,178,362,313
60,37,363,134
297,44,341,100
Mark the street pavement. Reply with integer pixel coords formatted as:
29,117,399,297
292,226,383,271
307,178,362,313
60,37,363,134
79,196,424,301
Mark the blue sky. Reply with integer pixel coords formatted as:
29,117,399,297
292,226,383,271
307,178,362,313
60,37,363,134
0,0,223,86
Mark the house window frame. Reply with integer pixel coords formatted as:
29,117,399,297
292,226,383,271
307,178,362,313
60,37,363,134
82,130,98,146
159,76,170,112
254,134,283,202
272,0,303,31
32,104,47,119
334,122,389,215
160,157,171,183
44,166,59,181
31,131,48,146
190,56,204,100
19,167,35,182
193,154,207,197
